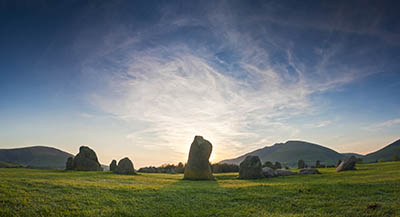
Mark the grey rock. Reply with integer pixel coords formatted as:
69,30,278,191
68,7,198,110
336,156,357,172
184,136,214,180
262,167,277,178
109,160,117,172
239,156,264,179
65,157,74,170
115,157,135,175
275,169,297,176
72,146,102,171
299,168,321,175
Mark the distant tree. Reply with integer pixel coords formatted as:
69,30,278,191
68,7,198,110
298,160,305,169
176,162,185,173
262,161,274,168
378,159,386,163
356,158,363,164
392,155,399,161
274,162,282,169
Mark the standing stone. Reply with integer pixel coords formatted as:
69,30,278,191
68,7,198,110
109,160,117,172
336,156,357,172
262,167,277,178
184,136,214,180
315,160,321,168
298,160,305,169
72,146,102,171
239,156,263,179
65,157,74,170
299,168,321,175
115,157,135,175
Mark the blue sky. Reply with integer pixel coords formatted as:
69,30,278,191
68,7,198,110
1,0,399,167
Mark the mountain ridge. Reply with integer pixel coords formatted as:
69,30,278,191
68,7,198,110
219,140,344,167
0,146,74,169
363,139,400,163
219,139,400,167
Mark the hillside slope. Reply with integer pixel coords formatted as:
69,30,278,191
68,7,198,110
219,141,344,167
363,139,400,163
0,146,73,169
341,153,364,158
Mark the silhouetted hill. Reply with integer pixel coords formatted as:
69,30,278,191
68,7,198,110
0,146,73,169
363,139,400,163
342,153,364,158
0,161,23,168
219,141,344,167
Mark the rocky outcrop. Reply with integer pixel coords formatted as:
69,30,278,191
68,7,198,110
184,136,214,180
239,156,264,179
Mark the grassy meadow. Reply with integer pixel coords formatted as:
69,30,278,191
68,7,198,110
0,162,399,217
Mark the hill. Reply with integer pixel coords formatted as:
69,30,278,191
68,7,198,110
0,146,73,169
363,139,400,163
0,161,23,168
219,140,344,167
342,153,364,158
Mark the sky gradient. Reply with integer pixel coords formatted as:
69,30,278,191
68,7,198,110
1,0,400,167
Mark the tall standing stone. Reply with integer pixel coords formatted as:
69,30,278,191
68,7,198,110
115,157,135,175
298,160,305,169
65,157,74,170
184,136,214,180
109,160,117,172
72,146,103,171
239,155,263,179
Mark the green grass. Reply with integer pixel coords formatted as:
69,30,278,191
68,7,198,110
0,162,400,217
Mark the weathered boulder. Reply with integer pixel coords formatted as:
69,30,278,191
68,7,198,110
275,169,297,176
184,136,214,180
72,146,102,171
65,157,74,170
115,157,135,174
262,167,277,178
336,156,357,172
239,156,264,179
109,160,117,172
299,168,321,175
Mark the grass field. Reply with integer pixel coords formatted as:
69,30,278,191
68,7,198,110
0,162,399,217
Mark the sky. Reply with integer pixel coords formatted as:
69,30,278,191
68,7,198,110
1,0,399,167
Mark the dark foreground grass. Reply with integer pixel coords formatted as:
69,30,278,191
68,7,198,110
0,162,399,217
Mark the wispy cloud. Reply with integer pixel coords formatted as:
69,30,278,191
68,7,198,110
365,118,400,132
78,1,382,163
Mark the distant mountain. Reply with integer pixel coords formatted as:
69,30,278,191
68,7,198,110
219,140,344,167
363,139,400,163
342,153,364,158
0,146,73,169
